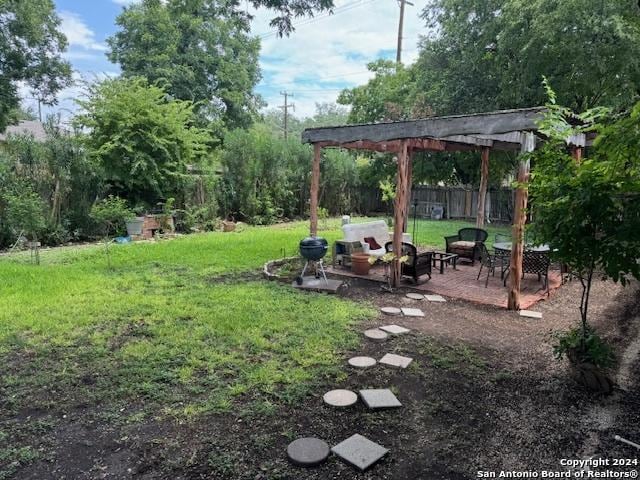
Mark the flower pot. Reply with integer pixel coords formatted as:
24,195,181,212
126,217,144,236
351,253,372,275
222,220,236,232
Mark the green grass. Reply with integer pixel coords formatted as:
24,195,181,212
0,217,506,416
0,217,509,476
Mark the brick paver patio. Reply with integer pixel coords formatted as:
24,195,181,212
326,262,561,309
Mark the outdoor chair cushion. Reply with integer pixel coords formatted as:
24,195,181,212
449,240,476,250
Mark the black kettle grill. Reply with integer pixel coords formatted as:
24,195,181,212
296,236,328,285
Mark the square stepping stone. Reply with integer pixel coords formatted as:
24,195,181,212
359,389,402,409
379,353,413,369
331,434,388,471
400,307,424,317
519,309,542,319
379,324,410,335
424,294,446,302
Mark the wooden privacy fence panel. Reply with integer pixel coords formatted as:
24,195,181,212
354,185,514,223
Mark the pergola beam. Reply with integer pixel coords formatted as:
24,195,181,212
302,107,546,146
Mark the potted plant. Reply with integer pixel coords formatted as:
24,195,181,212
351,252,372,275
370,251,409,291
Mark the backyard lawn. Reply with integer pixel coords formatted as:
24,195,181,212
1,219,637,479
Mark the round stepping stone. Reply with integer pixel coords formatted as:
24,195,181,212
323,389,358,408
364,328,388,342
380,306,401,315
348,356,377,368
287,437,330,467
406,293,424,300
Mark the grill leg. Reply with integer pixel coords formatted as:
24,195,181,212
317,260,328,285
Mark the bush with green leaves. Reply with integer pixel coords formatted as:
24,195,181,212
529,90,640,366
90,195,135,238
4,189,46,242
75,77,211,207
553,327,615,369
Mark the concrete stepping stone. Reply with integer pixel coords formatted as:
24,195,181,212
424,294,446,302
331,433,388,471
406,292,424,300
379,324,410,335
348,356,377,368
380,306,401,315
519,309,542,319
359,389,402,409
323,389,358,408
379,353,413,369
400,307,425,317
364,328,388,342
287,437,330,467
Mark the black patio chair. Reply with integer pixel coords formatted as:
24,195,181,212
444,227,488,265
503,250,551,296
476,243,503,287
384,241,432,284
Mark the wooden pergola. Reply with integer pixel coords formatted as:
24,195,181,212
301,107,586,310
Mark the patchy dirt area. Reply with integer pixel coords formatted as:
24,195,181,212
2,279,639,479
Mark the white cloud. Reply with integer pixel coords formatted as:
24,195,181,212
59,11,108,51
112,0,140,5
252,0,427,118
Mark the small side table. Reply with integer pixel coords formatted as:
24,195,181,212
431,251,458,274
332,240,363,268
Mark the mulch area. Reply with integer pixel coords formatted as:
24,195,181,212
5,277,640,479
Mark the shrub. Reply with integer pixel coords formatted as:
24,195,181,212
90,195,134,238
552,327,615,369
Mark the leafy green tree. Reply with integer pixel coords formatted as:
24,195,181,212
107,0,261,134
90,195,134,269
338,60,431,124
74,77,211,206
0,0,72,131
529,96,640,367
415,0,640,115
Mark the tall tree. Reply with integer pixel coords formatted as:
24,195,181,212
107,0,261,135
0,0,71,132
337,60,430,124
74,77,211,206
415,0,640,115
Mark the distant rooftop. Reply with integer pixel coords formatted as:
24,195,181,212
0,120,48,142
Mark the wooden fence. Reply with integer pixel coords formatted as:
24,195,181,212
354,185,515,224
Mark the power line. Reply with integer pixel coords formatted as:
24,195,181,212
257,0,378,39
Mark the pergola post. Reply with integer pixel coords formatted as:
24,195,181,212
507,133,535,310
392,140,410,287
403,148,413,233
476,146,490,227
309,143,321,236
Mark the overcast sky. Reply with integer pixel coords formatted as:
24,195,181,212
21,0,427,122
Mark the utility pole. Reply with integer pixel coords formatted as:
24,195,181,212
396,0,413,64
279,91,294,140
